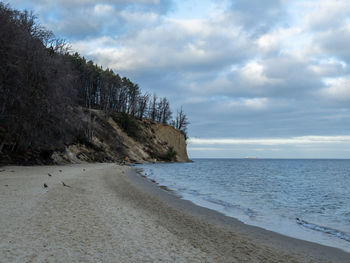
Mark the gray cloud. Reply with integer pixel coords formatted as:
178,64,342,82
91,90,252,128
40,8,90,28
6,0,350,157
227,0,288,35
9,0,173,39
315,28,350,63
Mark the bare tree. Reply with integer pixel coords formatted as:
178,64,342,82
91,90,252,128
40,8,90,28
174,107,189,137
0,2,189,161
0,3,78,154
159,97,172,124
137,93,149,119
148,93,157,121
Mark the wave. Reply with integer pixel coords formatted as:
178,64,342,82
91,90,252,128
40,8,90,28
203,196,258,218
296,218,350,242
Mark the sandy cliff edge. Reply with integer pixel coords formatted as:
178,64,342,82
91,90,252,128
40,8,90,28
152,123,189,162
51,110,190,164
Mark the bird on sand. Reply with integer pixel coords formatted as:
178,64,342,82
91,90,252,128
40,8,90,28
62,181,71,188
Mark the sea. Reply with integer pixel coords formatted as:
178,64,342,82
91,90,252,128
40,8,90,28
136,159,350,252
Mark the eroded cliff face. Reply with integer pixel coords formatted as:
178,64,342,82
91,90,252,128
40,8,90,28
152,123,189,162
52,110,190,164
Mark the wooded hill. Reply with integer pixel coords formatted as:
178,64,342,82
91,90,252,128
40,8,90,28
0,3,189,164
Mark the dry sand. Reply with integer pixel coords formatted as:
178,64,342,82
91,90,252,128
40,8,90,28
0,163,349,262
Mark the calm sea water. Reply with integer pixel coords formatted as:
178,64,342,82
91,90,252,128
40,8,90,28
136,159,350,252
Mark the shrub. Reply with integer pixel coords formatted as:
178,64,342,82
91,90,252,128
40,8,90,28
112,112,141,139
75,131,103,152
164,146,177,161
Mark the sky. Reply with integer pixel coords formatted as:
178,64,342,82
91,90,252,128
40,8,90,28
7,0,350,158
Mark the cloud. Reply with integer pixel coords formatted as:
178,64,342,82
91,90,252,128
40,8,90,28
10,0,173,39
303,0,350,30
7,0,350,158
188,136,350,146
239,61,281,87
227,0,288,34
93,4,114,15
256,27,305,55
313,25,350,62
320,76,350,101
217,97,270,111
76,16,250,72
60,1,350,145
308,58,347,77
187,147,225,151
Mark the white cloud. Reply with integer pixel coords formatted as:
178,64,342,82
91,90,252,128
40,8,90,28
321,77,350,101
187,147,225,151
243,98,268,110
239,62,276,87
93,4,114,15
257,27,302,53
71,14,250,74
303,0,350,30
223,97,269,110
188,136,350,146
236,61,283,92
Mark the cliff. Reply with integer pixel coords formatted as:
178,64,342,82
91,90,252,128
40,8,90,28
152,123,189,162
51,109,190,164
0,3,190,165
0,108,190,165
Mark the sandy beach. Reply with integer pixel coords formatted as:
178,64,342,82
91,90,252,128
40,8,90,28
0,164,349,262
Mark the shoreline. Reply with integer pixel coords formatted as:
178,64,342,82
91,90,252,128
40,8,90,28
126,167,350,262
0,163,349,262
135,160,350,253
134,165,350,253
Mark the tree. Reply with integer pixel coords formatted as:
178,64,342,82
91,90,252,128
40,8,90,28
137,93,149,119
0,2,188,161
159,97,172,124
148,93,157,121
127,81,140,117
0,3,78,153
174,107,189,137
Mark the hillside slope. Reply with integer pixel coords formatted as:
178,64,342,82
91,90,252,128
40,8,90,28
50,109,190,164
0,108,190,165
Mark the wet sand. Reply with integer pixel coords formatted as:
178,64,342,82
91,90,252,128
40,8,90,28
0,163,349,262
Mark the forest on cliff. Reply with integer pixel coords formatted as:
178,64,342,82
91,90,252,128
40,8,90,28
0,3,189,164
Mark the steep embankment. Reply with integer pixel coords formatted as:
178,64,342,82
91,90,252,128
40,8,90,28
51,109,189,164
152,123,189,162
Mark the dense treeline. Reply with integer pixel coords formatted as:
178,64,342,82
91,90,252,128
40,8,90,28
69,53,173,124
0,3,78,155
0,3,188,158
